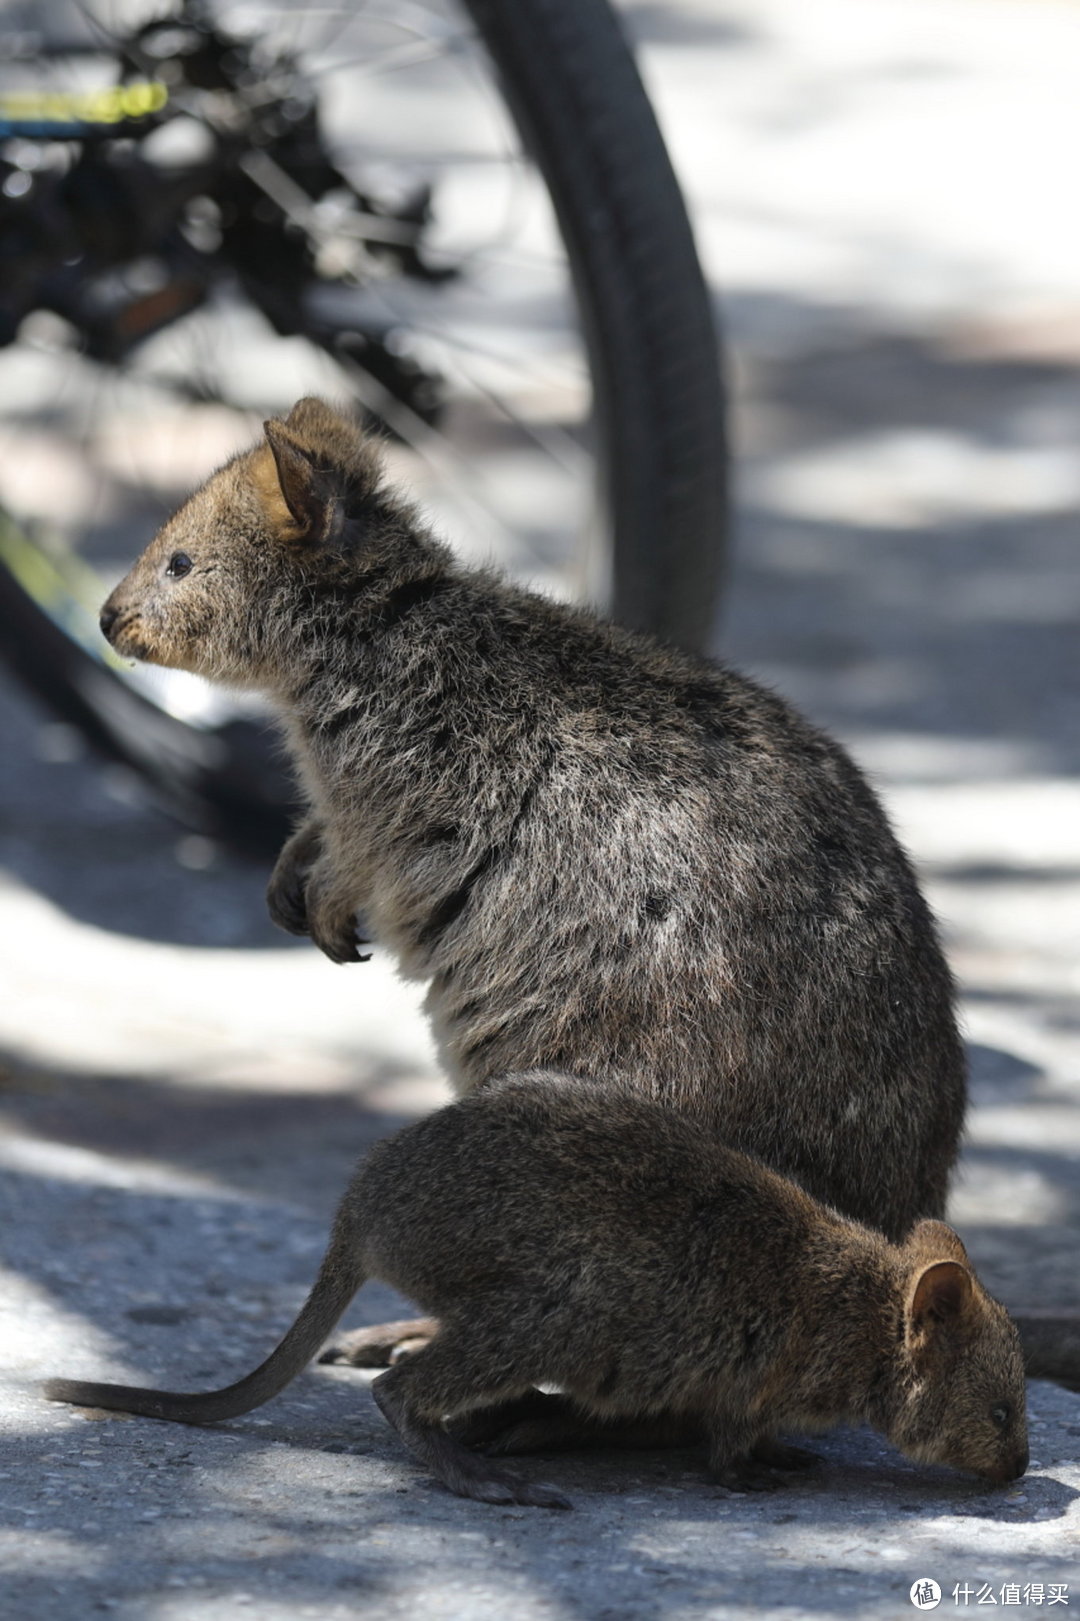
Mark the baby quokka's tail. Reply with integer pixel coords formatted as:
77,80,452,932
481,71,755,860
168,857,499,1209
44,1226,366,1425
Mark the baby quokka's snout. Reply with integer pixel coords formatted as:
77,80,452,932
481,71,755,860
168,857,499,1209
989,1442,1029,1485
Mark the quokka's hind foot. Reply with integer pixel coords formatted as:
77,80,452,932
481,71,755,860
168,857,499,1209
319,1317,438,1368
451,1391,585,1455
454,1395,701,1457
370,1356,572,1510
440,1462,573,1511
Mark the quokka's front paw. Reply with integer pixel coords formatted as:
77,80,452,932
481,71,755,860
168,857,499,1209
308,905,371,965
751,1439,821,1473
267,821,324,936
267,864,312,936
710,1452,790,1493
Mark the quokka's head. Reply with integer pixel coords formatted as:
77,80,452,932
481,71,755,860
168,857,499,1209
99,398,421,687
885,1220,1028,1485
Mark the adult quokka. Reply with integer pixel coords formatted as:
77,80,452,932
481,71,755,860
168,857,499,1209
47,1076,1028,1510
100,398,964,1227
99,396,967,1384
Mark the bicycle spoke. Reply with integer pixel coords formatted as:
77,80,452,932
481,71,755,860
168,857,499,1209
0,0,602,592
308,34,469,82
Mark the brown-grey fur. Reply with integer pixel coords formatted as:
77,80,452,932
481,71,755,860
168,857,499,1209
98,397,965,1245
46,1075,1029,1509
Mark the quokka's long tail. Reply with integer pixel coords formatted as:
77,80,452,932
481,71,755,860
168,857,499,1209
44,1216,367,1425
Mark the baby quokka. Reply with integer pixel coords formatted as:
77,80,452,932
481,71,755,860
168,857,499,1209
47,1077,1028,1508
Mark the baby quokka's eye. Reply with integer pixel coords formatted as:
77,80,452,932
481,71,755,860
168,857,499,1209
166,551,193,579
991,1402,1011,1429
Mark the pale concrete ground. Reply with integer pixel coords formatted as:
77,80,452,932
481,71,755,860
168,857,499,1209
2,0,1080,1616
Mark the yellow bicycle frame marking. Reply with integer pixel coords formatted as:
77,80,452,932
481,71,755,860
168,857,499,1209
0,81,168,125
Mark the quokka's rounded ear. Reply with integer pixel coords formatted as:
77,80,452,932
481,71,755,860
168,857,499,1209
263,418,345,544
906,1219,969,1265
283,396,352,438
906,1260,976,1356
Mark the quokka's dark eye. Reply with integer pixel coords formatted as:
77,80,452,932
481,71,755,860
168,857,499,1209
166,551,193,579
991,1403,1011,1428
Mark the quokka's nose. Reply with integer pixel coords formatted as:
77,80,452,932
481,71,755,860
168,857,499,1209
989,1445,1029,1485
99,602,119,640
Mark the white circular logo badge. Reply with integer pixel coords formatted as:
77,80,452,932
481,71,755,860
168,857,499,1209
910,1580,942,1610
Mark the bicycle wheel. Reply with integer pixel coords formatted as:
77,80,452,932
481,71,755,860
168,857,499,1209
0,0,726,850
465,0,727,649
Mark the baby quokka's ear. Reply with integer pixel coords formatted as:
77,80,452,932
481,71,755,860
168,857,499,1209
262,417,348,547
905,1259,977,1368
907,1218,970,1266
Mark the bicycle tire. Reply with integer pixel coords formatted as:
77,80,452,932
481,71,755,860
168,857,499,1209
464,0,727,650
0,0,726,853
